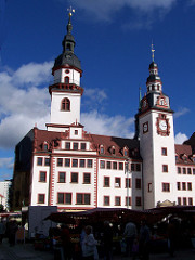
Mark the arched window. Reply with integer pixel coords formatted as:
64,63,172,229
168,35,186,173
61,98,70,111
65,77,69,83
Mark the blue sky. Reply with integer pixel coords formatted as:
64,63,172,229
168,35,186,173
0,0,195,181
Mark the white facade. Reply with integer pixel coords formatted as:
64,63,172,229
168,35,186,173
0,180,11,211
140,110,176,208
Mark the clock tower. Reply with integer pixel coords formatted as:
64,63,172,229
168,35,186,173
139,55,176,209
46,9,83,132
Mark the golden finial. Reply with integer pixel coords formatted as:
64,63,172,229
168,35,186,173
151,42,155,62
67,5,75,19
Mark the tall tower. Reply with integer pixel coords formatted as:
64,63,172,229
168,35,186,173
139,48,176,209
46,9,83,132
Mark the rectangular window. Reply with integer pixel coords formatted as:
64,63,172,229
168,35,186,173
73,143,79,150
100,160,105,169
182,182,186,191
119,162,123,170
77,194,90,205
188,197,193,206
65,158,70,167
57,193,71,205
161,147,167,156
162,183,170,192
148,183,153,192
106,161,111,169
126,178,131,188
81,143,86,150
135,164,141,171
187,182,192,191
177,182,181,191
115,178,121,187
71,172,78,183
73,159,78,167
37,157,43,166
57,193,64,204
162,165,168,172
193,168,195,175
83,173,91,184
187,168,192,174
178,197,181,205
115,196,121,206
75,130,78,135
183,197,187,206
104,177,110,187
39,171,47,182
178,167,181,174
182,168,186,174
135,178,141,189
57,158,63,167
135,197,142,206
44,158,50,166
104,196,109,206
38,194,45,204
113,161,117,170
79,159,85,168
87,159,93,168
65,142,70,149
58,172,66,183
126,197,132,206
131,164,135,171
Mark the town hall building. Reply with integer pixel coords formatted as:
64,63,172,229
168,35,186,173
12,12,195,211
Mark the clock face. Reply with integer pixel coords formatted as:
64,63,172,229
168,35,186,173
159,120,167,131
143,122,148,133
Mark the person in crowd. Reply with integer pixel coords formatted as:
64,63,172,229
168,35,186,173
167,219,176,257
125,221,136,257
103,221,113,260
81,225,97,260
0,219,6,244
61,224,71,260
139,219,149,260
132,237,139,260
8,220,18,246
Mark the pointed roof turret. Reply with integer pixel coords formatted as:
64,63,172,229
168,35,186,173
53,7,81,72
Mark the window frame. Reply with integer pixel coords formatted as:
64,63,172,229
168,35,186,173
37,157,43,166
104,196,110,206
58,172,66,183
162,183,170,192
57,158,63,167
38,194,45,204
39,171,47,182
161,147,167,156
70,172,78,183
76,193,91,205
83,172,91,184
104,177,110,187
115,196,121,206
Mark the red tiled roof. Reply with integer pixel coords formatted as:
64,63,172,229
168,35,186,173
34,128,141,159
175,144,194,165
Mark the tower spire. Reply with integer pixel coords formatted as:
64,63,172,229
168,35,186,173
151,42,155,63
67,6,75,35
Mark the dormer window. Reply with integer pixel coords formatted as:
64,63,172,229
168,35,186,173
61,97,70,111
122,146,129,157
43,142,48,151
109,146,116,155
100,145,104,154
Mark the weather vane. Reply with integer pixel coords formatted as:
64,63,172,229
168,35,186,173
67,5,75,18
151,42,155,62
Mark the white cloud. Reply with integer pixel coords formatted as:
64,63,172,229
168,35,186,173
174,132,188,144
0,157,14,169
0,62,52,148
81,110,134,139
14,62,53,87
68,0,177,22
174,107,190,119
